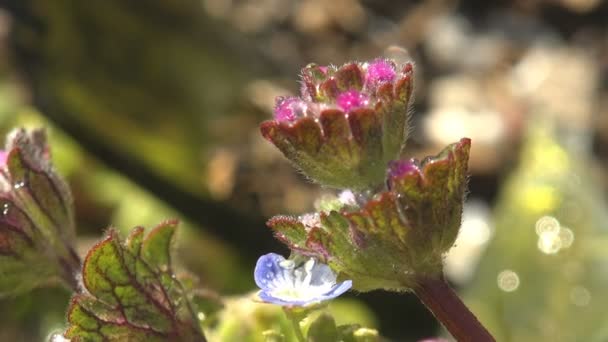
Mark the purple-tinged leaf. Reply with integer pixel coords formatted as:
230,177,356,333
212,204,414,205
64,221,206,341
0,128,80,296
267,139,471,291
334,63,364,91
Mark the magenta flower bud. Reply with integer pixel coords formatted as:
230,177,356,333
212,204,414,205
388,159,419,178
336,90,369,112
274,96,306,122
365,59,396,87
261,58,415,190
387,159,420,190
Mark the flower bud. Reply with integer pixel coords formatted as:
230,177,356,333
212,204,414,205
261,59,414,190
0,128,80,295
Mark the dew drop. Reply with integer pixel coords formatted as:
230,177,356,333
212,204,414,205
13,181,26,190
497,270,520,292
266,272,274,279
2,203,9,216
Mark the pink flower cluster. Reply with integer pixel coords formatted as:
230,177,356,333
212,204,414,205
274,59,401,123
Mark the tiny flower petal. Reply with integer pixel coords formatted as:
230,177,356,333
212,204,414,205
254,253,284,290
366,59,396,86
388,159,420,180
275,97,305,122
254,253,352,306
336,90,369,112
338,190,357,207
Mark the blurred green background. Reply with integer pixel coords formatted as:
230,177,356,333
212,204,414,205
1,0,608,341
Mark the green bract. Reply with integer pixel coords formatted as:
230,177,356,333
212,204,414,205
0,128,80,296
64,221,206,341
267,139,470,291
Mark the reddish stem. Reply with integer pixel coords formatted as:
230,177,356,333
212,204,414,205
414,275,495,342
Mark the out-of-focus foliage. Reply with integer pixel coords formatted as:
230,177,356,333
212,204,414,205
205,296,377,342
10,0,260,195
465,123,608,341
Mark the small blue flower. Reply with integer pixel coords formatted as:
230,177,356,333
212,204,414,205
254,253,352,306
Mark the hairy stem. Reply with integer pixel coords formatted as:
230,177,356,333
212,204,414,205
414,275,495,342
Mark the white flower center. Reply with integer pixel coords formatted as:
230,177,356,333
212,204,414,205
269,258,337,301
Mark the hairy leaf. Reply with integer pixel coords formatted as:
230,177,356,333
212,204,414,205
64,221,205,341
0,128,80,296
268,139,471,291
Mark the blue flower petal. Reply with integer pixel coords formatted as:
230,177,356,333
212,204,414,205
254,253,353,307
321,280,352,299
258,279,352,306
254,253,285,290
258,291,311,306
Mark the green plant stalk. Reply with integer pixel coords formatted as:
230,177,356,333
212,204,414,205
413,275,495,342
283,308,306,342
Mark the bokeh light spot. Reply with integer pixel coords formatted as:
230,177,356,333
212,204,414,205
523,186,558,213
559,227,575,249
535,216,560,235
497,270,520,292
537,231,562,254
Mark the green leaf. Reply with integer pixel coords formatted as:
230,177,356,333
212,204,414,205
307,313,338,342
268,139,471,291
0,128,80,296
64,221,206,341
